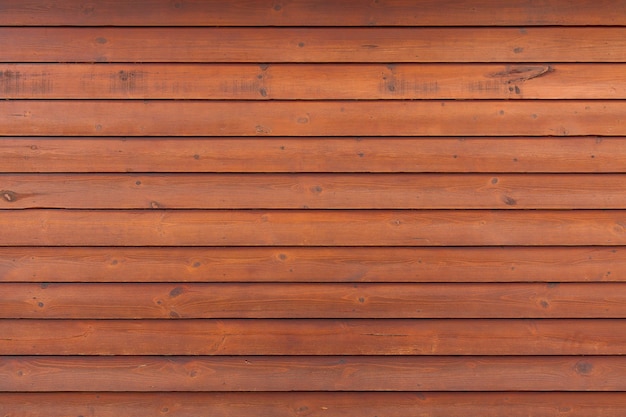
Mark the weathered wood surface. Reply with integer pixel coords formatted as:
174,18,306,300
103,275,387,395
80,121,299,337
0,246,620,283
1,137,622,173
1,319,626,355
2,210,626,246
3,101,626,136
3,173,626,209
3,0,624,408
3,282,625,318
2,0,625,26
3,63,626,99
1,28,626,63
5,392,626,417
1,356,622,391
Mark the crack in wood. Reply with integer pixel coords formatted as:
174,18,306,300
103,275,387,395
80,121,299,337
489,65,554,84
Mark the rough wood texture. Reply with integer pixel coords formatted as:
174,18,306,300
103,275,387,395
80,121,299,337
2,0,625,26
3,173,626,209
1,137,622,173
3,63,626,99
3,282,626,318
0,246,620,283
3,0,625,409
1,319,626,355
3,210,626,246
3,101,626,136
5,392,626,417
1,28,626,63
1,356,622,392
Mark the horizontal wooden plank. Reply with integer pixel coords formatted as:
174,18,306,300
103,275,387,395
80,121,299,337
3,0,626,26
1,28,626,63
5,392,626,417
1,137,623,173
0,246,620,283
2,210,626,247
2,101,626,137
1,319,625,355
3,173,626,209
4,63,626,99
3,282,625,319
1,356,623,391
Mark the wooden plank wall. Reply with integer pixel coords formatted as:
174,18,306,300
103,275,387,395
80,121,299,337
2,0,626,415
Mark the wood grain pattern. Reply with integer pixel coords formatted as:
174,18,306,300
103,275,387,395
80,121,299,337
3,63,626,99
3,282,625,318
2,319,626,355
3,210,626,247
3,0,625,406
1,246,620,283
3,173,626,209
5,392,626,417
3,101,626,137
1,28,626,63
1,356,623,391
3,0,626,26
1,137,622,173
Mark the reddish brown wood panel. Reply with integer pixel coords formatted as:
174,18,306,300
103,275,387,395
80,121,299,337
4,392,626,417
0,137,621,173
2,319,626,355
2,101,626,136
2,0,624,408
1,28,626,63
1,356,622,392
3,63,626,99
3,282,626,319
3,210,626,247
2,0,625,26
3,173,626,209
0,246,619,283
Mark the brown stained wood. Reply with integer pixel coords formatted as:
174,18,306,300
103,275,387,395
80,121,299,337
1,355,624,391
4,282,626,319
2,101,626,137
2,210,626,247
3,63,626,99
0,137,622,174
4,173,626,210
2,319,626,355
0,246,620,283
3,0,626,26
5,392,626,417
1,28,626,63
4,0,626,408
